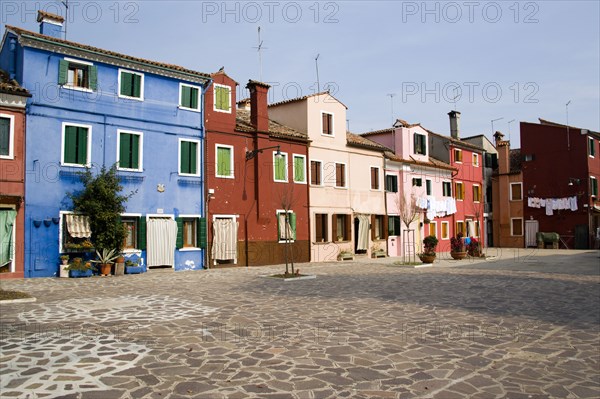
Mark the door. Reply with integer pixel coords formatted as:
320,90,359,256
525,220,539,247
147,217,177,267
574,224,589,249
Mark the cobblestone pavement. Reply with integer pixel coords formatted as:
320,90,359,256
1,250,599,398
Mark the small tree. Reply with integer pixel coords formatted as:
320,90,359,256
278,184,297,276
397,192,420,263
69,165,136,252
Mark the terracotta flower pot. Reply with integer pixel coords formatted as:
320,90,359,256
451,251,467,260
100,263,112,276
419,254,436,264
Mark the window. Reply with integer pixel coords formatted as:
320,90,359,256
385,175,398,192
485,153,499,168
216,144,234,178
333,214,351,241
474,221,480,237
60,212,93,252
511,218,523,236
524,154,535,162
412,178,422,187
591,177,598,197
441,221,449,239
277,211,296,242
119,69,144,99
274,152,288,182
455,182,465,200
371,167,380,190
473,185,481,202
414,133,426,155
472,153,479,166
322,112,334,136
388,216,401,236
117,130,143,171
214,84,231,113
0,114,14,159
58,58,97,91
293,155,306,183
429,221,437,237
176,216,206,249
315,213,328,242
589,138,596,157
510,182,522,201
372,215,386,240
62,123,91,167
454,149,463,163
179,83,200,111
456,221,465,236
335,163,346,188
121,217,139,249
426,179,432,195
442,181,452,197
179,139,199,176
310,160,322,185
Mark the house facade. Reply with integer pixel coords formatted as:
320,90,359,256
491,132,524,248
269,92,387,262
1,12,211,277
0,70,30,279
520,119,600,249
429,111,485,246
204,71,310,266
362,120,456,257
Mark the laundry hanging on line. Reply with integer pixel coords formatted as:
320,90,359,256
527,196,578,216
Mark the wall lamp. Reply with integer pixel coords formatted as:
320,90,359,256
568,178,581,186
246,145,282,161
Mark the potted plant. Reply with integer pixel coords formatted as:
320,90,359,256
66,257,94,278
91,248,119,276
467,237,482,257
371,244,386,258
125,259,144,274
59,255,70,278
418,235,438,263
450,233,467,260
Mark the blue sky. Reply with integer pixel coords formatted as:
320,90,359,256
2,0,599,147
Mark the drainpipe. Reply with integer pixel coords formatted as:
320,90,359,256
202,79,213,270
383,153,389,256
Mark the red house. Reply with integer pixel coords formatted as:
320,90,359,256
0,70,31,278
204,70,310,266
429,111,485,244
521,119,600,249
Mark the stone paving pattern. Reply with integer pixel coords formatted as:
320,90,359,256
1,249,599,398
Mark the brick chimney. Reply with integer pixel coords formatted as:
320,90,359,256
37,10,64,39
246,80,270,132
495,132,510,175
448,110,461,139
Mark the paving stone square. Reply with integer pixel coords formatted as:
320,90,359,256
1,249,599,398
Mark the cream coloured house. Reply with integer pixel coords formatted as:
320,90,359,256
269,92,387,262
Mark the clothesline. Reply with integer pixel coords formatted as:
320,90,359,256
416,196,457,220
527,196,578,216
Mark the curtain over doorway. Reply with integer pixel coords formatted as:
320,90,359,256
356,214,370,251
212,218,238,263
147,218,178,267
0,210,17,267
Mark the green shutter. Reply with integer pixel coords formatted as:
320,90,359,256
131,134,139,169
290,213,297,240
413,134,418,154
181,86,191,108
64,126,77,164
120,72,132,96
189,142,197,174
58,60,68,85
294,157,304,182
175,217,183,249
137,217,146,250
277,213,281,240
0,118,10,156
76,127,87,165
275,156,286,181
180,141,190,173
190,87,198,109
133,73,141,98
198,217,207,249
88,65,98,90
217,147,230,176
216,86,229,111
119,133,130,168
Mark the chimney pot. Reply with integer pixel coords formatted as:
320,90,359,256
37,10,64,39
448,110,461,139
246,80,270,132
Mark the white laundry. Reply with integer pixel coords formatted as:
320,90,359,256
570,196,578,211
546,200,553,216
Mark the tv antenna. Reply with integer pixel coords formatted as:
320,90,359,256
451,86,460,109
566,100,571,150
387,93,396,125
61,0,69,40
508,119,515,143
253,27,267,81
315,54,320,92
491,117,504,136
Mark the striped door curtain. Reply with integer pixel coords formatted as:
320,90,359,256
65,214,92,238
212,218,238,262
147,218,178,267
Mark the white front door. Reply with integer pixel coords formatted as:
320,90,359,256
525,220,539,247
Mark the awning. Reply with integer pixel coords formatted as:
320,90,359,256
66,214,91,238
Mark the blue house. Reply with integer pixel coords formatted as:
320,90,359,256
0,11,210,277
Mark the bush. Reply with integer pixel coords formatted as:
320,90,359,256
422,235,439,255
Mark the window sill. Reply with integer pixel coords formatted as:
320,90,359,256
0,155,14,160
213,108,232,114
313,241,331,245
178,106,201,113
61,85,94,93
61,163,89,168
122,249,142,254
118,94,144,101
179,173,201,178
320,133,335,138
333,240,350,243
334,186,348,190
216,174,235,179
274,180,289,183
278,240,296,244
294,180,307,185
117,168,144,173
179,247,202,252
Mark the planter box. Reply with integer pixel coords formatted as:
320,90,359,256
372,251,386,259
59,264,69,278
114,262,125,276
338,252,354,261
125,266,144,274
70,269,92,278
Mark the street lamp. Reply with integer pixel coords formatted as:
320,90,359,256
246,145,282,161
